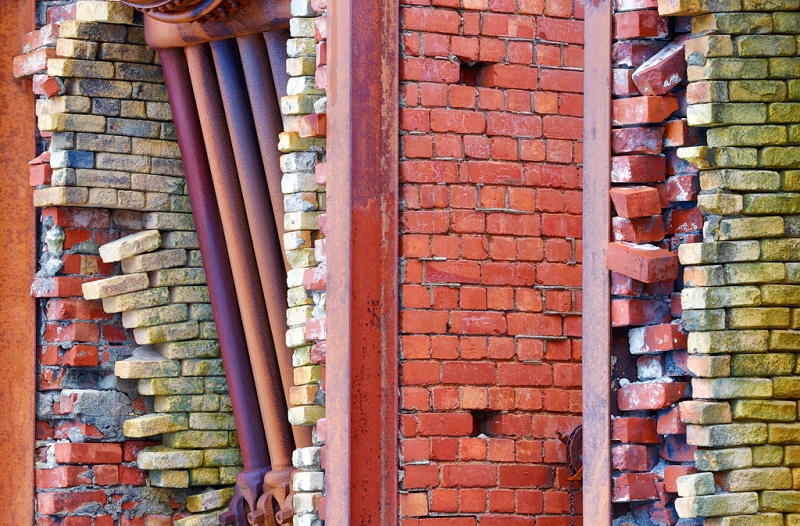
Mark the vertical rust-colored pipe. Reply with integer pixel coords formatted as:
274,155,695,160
236,34,289,261
185,43,294,468
210,39,308,451
583,0,613,521
158,48,270,472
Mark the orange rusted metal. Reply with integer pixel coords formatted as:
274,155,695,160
325,0,400,524
583,0,614,522
0,0,37,523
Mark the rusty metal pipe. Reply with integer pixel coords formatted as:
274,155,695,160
210,38,306,452
264,30,290,105
158,47,269,472
236,33,289,263
185,43,293,468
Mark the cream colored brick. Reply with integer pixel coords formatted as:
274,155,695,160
99,230,161,262
82,272,148,300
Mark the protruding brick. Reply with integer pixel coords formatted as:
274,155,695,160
612,155,667,183
613,97,679,126
617,382,687,411
606,242,679,283
610,186,662,218
633,35,690,97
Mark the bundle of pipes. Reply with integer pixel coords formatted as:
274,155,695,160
120,1,313,523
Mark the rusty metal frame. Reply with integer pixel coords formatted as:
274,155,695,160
583,0,613,522
0,0,36,522
325,0,400,523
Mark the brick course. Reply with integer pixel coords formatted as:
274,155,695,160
399,0,584,523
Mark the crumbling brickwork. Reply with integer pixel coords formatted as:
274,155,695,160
398,0,584,523
605,2,701,524
15,2,241,523
280,0,329,524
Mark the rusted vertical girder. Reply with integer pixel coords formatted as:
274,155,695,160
185,43,294,467
583,0,613,522
0,0,36,523
210,38,305,453
326,0,400,523
158,48,270,472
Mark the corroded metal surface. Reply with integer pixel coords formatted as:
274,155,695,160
326,0,400,523
0,1,36,523
159,47,270,471
186,43,293,466
122,0,244,24
583,0,613,522
142,0,290,49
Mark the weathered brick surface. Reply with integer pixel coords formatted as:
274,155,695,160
19,2,241,523
399,0,583,523
651,0,800,523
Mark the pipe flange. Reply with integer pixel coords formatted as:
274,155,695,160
120,0,245,24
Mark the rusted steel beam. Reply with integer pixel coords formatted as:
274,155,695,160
326,0,400,523
210,38,307,452
263,30,289,102
158,47,270,471
142,0,290,50
583,0,613,522
185,43,293,465
236,34,289,266
0,1,35,522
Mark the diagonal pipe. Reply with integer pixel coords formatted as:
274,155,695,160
157,47,270,473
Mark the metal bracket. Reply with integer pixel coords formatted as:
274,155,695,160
219,467,270,526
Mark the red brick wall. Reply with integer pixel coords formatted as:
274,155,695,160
398,1,584,523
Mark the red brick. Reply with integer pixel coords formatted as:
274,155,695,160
660,434,696,462
442,362,496,385
610,186,662,218
612,417,660,444
657,405,686,435
497,363,553,387
606,242,678,284
537,18,583,45
299,113,326,138
485,414,533,437
611,155,667,184
539,69,583,94
614,10,668,39
477,65,537,90
618,382,687,411
612,298,671,326
442,464,497,487
61,344,99,366
613,473,660,503
612,97,678,126
665,174,699,203
30,163,53,186
13,48,56,78
613,40,667,68
404,464,440,489
612,216,665,244
450,311,506,335
36,466,91,489
612,444,658,472
31,276,85,298
119,465,147,486
611,127,664,155
664,207,703,235
631,323,687,354
38,490,107,514
418,413,475,436
632,34,689,96
498,465,551,488
613,68,639,97
403,7,462,34
94,464,119,486
54,442,123,464
401,58,461,83
401,160,459,184
663,465,696,493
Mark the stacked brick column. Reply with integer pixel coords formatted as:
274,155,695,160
655,1,800,523
605,2,706,524
398,1,584,524
280,0,328,523
15,2,242,523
